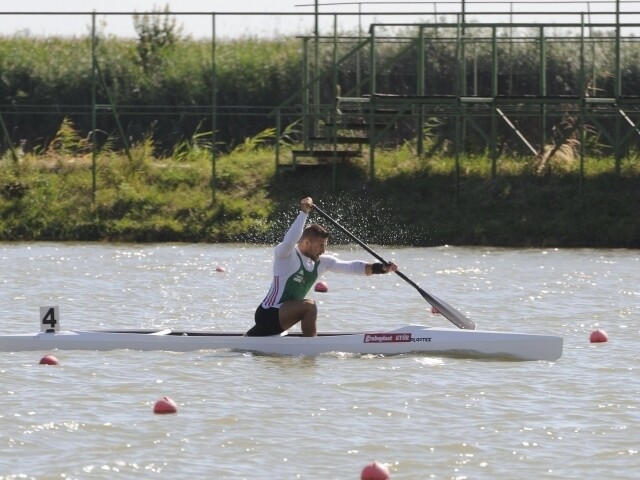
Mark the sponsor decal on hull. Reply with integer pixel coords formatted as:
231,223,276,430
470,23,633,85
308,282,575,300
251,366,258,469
363,333,412,343
363,333,433,344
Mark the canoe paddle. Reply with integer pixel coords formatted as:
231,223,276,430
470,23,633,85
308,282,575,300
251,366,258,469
312,204,477,330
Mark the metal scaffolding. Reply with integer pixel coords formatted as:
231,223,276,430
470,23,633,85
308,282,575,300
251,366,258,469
0,3,639,198
273,3,640,194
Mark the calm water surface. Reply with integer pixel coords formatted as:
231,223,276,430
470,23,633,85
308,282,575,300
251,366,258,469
0,243,638,479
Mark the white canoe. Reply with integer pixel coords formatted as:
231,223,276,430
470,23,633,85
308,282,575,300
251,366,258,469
0,325,563,361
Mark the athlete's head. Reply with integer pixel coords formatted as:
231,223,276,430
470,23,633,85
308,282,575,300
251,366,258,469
299,223,329,261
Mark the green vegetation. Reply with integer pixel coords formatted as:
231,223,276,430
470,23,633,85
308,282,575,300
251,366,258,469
0,19,639,247
0,125,638,247
0,32,301,152
1,23,640,155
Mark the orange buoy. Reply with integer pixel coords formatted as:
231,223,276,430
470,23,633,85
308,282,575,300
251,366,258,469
39,354,59,365
361,461,390,480
153,396,178,414
314,281,329,292
590,329,608,343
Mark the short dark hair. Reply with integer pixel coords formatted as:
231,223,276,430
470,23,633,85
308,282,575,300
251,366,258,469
301,223,330,240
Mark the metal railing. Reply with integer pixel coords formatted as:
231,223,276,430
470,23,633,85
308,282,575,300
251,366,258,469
0,3,639,199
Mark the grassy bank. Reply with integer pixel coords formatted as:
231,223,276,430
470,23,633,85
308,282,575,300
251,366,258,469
0,143,638,248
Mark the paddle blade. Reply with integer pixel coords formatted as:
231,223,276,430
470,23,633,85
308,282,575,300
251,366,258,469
393,270,476,330
419,289,476,330
314,203,477,330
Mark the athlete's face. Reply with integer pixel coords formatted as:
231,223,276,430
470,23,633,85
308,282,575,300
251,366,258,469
301,237,327,261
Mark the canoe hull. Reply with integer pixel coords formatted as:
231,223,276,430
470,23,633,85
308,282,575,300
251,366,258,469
0,325,563,361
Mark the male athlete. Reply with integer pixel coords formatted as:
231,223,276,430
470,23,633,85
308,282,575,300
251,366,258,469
246,197,398,337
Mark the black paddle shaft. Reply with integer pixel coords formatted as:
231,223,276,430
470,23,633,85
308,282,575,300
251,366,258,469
312,204,476,330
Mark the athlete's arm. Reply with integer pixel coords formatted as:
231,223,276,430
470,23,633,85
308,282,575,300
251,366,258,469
318,255,368,275
319,255,398,276
274,211,308,258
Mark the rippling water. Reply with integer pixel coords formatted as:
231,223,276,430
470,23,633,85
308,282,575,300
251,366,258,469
0,243,638,479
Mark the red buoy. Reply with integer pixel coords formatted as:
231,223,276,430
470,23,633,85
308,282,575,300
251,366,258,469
314,281,329,292
431,306,440,314
39,354,59,365
215,266,227,273
153,396,178,414
590,329,608,343
361,461,390,480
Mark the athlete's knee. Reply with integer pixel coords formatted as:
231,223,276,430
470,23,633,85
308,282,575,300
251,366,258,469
302,298,317,316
